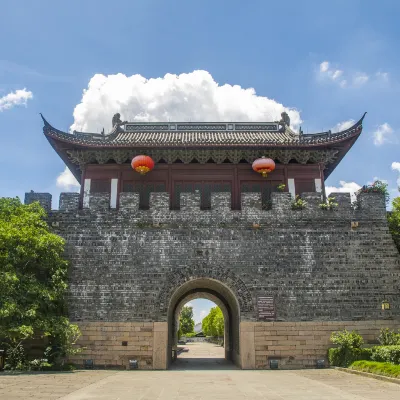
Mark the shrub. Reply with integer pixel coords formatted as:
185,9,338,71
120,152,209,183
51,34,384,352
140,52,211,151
276,183,286,192
319,196,338,210
357,180,390,204
328,330,368,367
29,359,52,371
328,347,372,367
291,195,307,210
350,360,400,379
330,329,364,349
371,345,400,365
378,328,400,345
3,342,27,370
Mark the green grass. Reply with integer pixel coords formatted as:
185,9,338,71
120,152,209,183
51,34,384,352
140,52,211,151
349,361,400,379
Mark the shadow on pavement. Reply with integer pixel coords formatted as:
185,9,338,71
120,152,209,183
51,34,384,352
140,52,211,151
170,357,238,371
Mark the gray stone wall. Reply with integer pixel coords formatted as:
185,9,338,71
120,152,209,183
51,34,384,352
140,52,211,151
24,191,52,212
41,191,399,323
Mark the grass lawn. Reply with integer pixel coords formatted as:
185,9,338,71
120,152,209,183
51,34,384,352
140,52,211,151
350,361,400,379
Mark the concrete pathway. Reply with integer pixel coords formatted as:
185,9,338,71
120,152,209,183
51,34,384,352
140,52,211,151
172,341,235,370
0,342,399,399
1,369,399,400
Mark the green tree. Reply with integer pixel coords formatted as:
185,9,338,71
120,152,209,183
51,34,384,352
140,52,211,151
202,306,224,337
388,196,400,253
0,198,81,369
179,306,195,335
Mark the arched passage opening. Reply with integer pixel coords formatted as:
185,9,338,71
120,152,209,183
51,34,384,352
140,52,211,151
167,278,241,369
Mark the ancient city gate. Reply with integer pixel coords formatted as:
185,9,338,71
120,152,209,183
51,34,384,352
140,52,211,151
23,114,400,369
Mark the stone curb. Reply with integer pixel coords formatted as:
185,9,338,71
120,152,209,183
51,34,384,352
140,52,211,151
334,367,400,385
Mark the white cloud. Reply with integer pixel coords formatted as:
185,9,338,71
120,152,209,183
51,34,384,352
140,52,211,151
199,310,208,320
319,61,344,85
332,119,355,133
373,123,393,146
353,73,369,85
320,61,329,73
392,162,400,187
70,70,302,133
0,88,33,111
185,302,193,308
56,167,80,190
317,61,386,88
332,70,343,80
392,162,400,172
369,176,388,185
376,71,389,81
325,181,361,202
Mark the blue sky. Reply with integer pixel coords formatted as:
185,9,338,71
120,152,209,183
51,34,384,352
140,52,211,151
1,0,400,321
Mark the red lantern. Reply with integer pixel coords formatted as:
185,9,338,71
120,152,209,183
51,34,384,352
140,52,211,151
252,157,276,178
131,155,155,175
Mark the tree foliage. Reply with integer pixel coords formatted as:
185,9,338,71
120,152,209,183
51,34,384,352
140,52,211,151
179,306,195,335
202,306,224,337
0,198,81,369
388,197,400,253
358,180,390,204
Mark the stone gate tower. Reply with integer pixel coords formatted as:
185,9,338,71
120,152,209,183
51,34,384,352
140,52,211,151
25,113,400,369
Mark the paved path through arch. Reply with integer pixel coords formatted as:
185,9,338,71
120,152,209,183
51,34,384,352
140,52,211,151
1,364,399,399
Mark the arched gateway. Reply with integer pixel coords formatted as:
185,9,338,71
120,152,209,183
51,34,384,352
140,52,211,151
24,113,400,370
160,267,255,366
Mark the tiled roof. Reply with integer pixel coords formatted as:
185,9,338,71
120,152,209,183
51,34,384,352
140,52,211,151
41,114,366,148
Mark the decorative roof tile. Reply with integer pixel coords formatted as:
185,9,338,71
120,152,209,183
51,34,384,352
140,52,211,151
41,114,366,149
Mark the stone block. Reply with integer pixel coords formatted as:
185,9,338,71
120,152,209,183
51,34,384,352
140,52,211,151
24,191,52,212
119,192,139,210
357,192,386,219
241,193,262,211
329,192,351,211
271,192,291,212
180,192,200,211
150,193,169,211
301,192,322,211
59,192,80,211
211,192,231,212
89,193,109,211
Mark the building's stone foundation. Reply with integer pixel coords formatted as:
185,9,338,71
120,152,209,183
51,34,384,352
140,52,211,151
68,319,400,370
253,319,400,369
68,322,167,370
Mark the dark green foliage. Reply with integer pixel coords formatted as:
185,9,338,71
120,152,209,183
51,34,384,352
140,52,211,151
179,306,195,335
328,347,372,367
0,198,81,370
378,328,400,345
371,346,400,365
350,360,400,378
328,328,400,367
388,197,400,253
328,330,369,367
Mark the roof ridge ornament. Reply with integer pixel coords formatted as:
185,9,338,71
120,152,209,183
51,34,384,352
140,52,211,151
40,113,52,128
275,112,290,132
112,113,127,132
